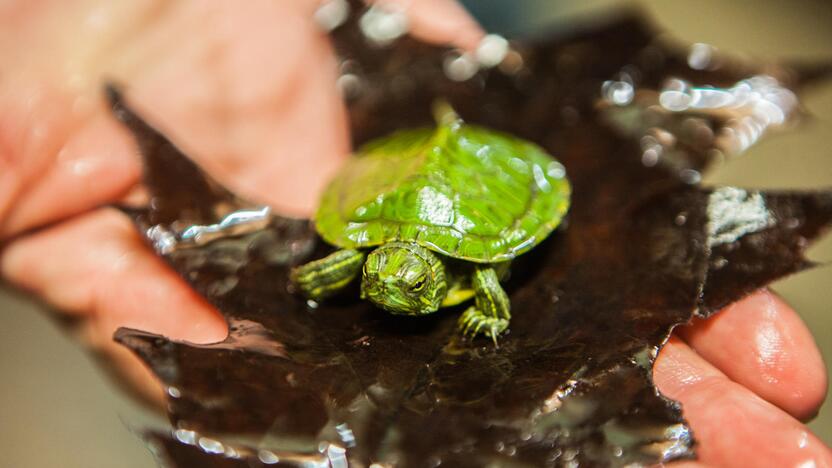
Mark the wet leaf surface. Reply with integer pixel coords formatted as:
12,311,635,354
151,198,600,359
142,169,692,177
112,5,832,467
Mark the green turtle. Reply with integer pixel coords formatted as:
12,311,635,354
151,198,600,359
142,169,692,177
291,107,570,341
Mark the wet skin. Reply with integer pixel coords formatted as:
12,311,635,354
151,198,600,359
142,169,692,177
0,1,829,466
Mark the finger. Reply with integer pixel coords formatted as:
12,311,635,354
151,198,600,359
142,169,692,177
0,208,228,404
0,208,227,338
0,83,140,238
677,290,827,421
655,337,832,467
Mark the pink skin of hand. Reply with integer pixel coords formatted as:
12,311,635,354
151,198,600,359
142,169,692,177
0,1,828,465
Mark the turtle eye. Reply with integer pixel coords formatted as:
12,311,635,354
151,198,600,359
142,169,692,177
411,277,427,292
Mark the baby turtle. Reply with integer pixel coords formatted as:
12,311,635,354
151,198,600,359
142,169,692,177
292,108,570,341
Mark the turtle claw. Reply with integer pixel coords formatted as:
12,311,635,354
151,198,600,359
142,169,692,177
458,307,508,345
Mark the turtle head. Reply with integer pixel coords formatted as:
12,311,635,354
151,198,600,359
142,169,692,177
361,242,447,315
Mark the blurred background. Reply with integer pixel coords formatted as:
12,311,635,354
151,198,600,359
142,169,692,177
1,1,831,466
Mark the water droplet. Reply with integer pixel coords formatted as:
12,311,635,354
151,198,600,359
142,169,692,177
602,79,635,106
327,444,348,468
641,148,660,167
146,225,177,255
547,161,566,179
475,34,509,68
337,73,363,100
674,213,687,226
360,5,408,46
173,429,197,445
224,446,239,458
444,51,478,82
657,75,797,155
167,386,181,398
687,43,716,70
680,168,701,184
314,0,350,31
307,299,319,309
258,449,280,464
659,78,693,111
198,437,225,454
335,423,357,447
640,134,664,167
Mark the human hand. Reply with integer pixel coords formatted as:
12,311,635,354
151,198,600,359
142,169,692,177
0,1,829,465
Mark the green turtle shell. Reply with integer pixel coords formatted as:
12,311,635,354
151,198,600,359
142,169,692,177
315,121,571,263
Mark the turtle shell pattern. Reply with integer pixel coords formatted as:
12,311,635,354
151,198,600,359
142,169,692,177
315,123,571,263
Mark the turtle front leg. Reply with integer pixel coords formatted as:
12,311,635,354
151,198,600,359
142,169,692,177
458,266,510,343
291,249,366,300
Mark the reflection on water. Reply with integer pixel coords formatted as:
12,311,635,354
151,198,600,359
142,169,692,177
658,74,798,154
600,55,801,189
